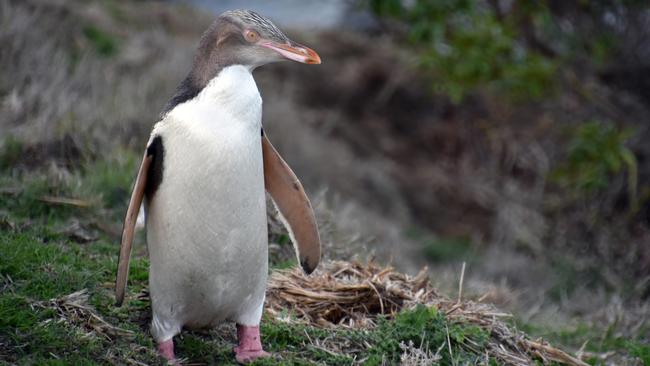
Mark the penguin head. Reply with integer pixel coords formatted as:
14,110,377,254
194,10,321,76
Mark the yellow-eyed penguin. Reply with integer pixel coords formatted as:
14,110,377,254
114,10,321,364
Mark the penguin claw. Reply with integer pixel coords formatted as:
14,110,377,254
234,348,270,364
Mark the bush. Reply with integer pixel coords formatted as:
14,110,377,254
368,0,650,102
369,0,557,102
551,121,637,208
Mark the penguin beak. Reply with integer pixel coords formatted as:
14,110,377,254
260,40,321,64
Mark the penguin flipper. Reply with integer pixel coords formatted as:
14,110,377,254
262,135,321,274
115,150,153,306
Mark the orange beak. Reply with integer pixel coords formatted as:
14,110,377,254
260,41,321,64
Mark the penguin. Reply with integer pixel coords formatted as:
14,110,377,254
114,10,321,364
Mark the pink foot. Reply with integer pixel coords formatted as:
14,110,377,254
158,339,179,365
234,324,270,364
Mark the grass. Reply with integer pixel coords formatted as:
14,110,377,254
516,319,649,366
0,220,495,365
0,146,644,365
0,145,503,365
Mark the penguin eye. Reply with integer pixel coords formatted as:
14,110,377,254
244,30,260,43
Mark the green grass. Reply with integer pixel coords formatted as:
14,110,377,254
517,320,649,366
0,159,496,365
0,142,644,365
0,222,495,365
0,229,150,364
0,144,139,223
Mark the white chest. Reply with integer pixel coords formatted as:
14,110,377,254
165,65,263,134
149,65,266,226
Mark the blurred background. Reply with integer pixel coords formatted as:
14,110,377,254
1,0,649,362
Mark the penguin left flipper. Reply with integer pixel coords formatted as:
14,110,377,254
262,135,321,274
115,149,153,306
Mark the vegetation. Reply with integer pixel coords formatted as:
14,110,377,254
369,0,648,103
2,0,650,364
518,320,650,366
0,139,644,365
0,220,594,365
551,121,638,211
370,0,556,101
0,164,515,365
365,0,650,316
82,26,119,57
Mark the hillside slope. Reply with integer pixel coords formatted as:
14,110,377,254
0,0,648,364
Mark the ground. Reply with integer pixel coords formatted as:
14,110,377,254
0,149,646,365
0,0,649,365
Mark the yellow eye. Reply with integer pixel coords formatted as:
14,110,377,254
244,30,259,43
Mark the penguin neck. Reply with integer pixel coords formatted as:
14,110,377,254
200,65,260,115
165,65,262,129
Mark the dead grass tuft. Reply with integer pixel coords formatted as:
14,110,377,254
266,260,590,366
30,289,133,340
267,260,435,328
399,340,443,365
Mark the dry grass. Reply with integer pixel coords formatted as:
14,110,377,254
267,260,591,366
267,260,435,328
399,340,442,365
0,0,204,152
30,289,133,340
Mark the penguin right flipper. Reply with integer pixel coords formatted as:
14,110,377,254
115,149,154,306
262,135,321,274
